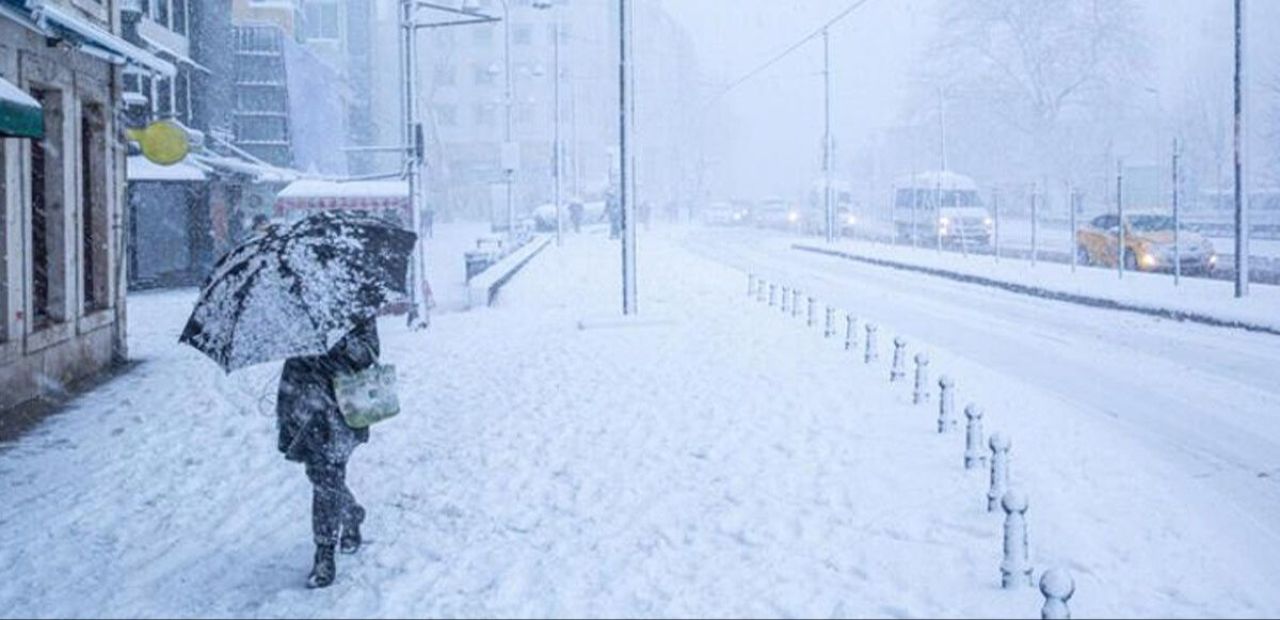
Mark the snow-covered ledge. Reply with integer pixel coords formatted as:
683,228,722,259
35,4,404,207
466,235,553,310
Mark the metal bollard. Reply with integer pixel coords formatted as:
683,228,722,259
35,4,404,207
780,286,790,313
987,433,1011,512
824,307,836,338
791,289,802,318
938,376,956,433
757,280,767,303
806,297,816,328
1040,569,1076,620
748,273,755,298
864,323,879,364
912,353,931,405
964,404,987,470
1000,489,1033,589
769,284,777,307
844,314,858,351
890,337,908,382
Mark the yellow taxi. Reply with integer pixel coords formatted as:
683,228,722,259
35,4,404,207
1076,213,1218,273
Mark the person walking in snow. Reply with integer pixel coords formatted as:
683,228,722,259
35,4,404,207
276,317,381,589
569,201,584,234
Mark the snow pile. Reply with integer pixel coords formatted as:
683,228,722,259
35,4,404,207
793,235,1280,333
0,227,1277,616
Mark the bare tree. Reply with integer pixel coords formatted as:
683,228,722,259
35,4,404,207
927,0,1147,185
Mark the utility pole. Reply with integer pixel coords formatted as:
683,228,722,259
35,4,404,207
398,0,427,329
619,0,637,315
1233,0,1249,297
502,0,516,236
823,28,834,244
554,19,563,246
1173,138,1181,286
1117,160,1126,280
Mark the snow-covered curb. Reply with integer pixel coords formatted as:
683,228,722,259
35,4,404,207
467,235,553,309
793,243,1280,336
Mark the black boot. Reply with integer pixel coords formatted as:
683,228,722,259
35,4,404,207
340,505,365,555
306,544,336,589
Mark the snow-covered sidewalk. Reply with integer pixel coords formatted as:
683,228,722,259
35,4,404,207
0,229,1276,617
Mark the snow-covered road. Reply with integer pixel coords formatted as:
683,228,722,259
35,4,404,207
685,226,1280,571
2,224,1278,617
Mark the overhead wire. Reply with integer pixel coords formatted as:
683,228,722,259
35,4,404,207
700,0,877,111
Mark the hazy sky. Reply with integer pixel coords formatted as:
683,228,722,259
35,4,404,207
658,0,1276,198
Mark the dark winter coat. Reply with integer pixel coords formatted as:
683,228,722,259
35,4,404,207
277,318,380,464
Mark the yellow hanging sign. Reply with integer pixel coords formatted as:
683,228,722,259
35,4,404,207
127,120,190,166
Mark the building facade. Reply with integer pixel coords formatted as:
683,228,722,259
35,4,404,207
364,0,705,223
1,0,173,410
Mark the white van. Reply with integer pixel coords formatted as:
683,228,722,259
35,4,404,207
893,171,993,247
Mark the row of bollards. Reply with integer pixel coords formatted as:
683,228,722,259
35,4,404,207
747,272,1073,619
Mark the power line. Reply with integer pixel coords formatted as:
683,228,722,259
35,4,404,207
701,0,876,109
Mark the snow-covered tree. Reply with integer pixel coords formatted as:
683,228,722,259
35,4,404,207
924,0,1148,192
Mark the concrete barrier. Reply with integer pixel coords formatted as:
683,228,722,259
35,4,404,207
467,235,553,309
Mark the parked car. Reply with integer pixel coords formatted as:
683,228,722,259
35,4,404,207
1076,213,1218,273
754,197,803,231
701,201,750,226
804,179,857,237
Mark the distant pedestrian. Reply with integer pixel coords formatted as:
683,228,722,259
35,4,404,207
251,214,271,235
607,192,621,239
569,201,584,233
276,318,381,589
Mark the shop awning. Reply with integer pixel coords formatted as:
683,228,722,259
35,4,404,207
276,180,410,209
127,155,208,182
191,153,301,183
28,2,176,77
139,33,211,74
0,75,43,139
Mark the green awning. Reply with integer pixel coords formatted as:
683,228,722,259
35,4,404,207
0,76,43,140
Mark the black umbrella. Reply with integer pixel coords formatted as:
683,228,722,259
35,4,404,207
180,211,417,372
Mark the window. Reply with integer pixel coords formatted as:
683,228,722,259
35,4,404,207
172,0,187,35
304,0,341,40
175,72,190,123
29,89,67,328
155,77,173,117
81,103,109,312
153,0,169,29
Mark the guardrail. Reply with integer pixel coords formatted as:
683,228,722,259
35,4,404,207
466,235,553,310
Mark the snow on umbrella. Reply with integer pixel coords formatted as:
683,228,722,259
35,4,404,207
180,211,417,372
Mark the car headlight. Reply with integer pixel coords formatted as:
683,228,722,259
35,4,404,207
787,212,800,223
1140,252,1159,268
939,217,951,226
846,215,858,226
1210,254,1219,265
984,217,994,228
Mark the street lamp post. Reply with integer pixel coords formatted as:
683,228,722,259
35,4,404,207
619,0,637,315
500,0,516,237
1233,0,1249,298
400,1,501,329
822,28,834,245
533,0,563,247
